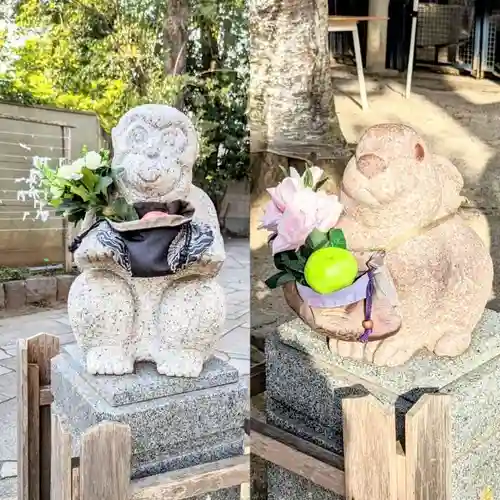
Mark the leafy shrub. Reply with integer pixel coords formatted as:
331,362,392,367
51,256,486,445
0,0,249,211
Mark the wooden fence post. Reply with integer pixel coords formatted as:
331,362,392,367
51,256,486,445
17,339,29,500
405,394,451,500
79,422,131,500
18,333,60,500
342,394,398,500
51,414,72,500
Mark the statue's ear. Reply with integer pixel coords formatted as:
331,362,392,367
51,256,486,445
414,141,426,162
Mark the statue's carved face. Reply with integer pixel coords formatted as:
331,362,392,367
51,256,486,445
111,105,198,203
342,124,430,208
341,125,443,225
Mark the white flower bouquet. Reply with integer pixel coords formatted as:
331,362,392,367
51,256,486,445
17,149,136,224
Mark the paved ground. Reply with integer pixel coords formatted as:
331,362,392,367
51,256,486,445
0,238,249,499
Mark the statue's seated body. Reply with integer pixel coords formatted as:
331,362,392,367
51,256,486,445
68,105,226,377
290,123,493,367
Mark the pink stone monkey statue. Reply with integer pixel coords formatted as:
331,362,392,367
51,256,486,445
324,123,492,366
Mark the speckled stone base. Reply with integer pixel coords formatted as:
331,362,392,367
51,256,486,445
267,463,343,500
266,309,500,500
51,344,248,490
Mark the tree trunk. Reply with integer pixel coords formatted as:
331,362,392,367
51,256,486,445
163,0,189,75
249,0,346,159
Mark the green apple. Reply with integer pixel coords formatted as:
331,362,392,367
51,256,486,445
304,247,358,294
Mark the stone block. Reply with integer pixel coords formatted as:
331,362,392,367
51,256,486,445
276,309,500,398
190,489,240,500
62,344,239,406
56,275,76,302
25,277,57,305
267,397,342,455
266,335,412,446
4,281,25,310
51,345,248,479
266,309,500,500
268,464,343,500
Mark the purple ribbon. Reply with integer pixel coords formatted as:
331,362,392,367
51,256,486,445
359,270,375,343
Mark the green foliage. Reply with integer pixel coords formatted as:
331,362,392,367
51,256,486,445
265,228,348,290
0,265,72,282
19,150,136,224
0,266,30,282
480,487,493,500
0,0,248,207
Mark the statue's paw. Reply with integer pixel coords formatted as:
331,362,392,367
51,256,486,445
86,346,134,375
328,339,366,360
83,247,115,264
372,336,419,367
433,330,471,357
155,349,205,378
328,338,383,363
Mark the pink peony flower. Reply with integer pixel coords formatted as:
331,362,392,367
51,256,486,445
271,190,344,255
272,205,316,254
260,167,344,254
306,190,344,232
266,177,301,211
260,201,282,233
260,177,302,232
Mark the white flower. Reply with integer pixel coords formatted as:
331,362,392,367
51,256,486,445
84,151,102,170
36,210,50,222
57,159,84,180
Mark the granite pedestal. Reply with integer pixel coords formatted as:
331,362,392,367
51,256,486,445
51,344,248,500
266,309,500,500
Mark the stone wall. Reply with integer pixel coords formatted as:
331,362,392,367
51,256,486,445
0,275,76,312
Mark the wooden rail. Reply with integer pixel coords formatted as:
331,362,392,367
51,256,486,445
18,333,452,499
51,415,250,500
250,393,452,500
17,333,249,500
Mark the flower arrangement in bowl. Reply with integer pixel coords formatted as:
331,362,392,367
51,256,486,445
17,149,137,226
261,165,384,343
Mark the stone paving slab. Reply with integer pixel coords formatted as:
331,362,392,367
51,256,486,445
0,238,250,496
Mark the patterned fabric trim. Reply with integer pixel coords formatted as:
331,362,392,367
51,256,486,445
166,222,214,272
187,222,214,264
95,221,132,274
166,225,189,272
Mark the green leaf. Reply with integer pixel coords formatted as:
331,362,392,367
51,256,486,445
80,167,98,191
49,198,62,208
298,244,313,260
305,229,329,252
66,208,87,223
313,177,328,192
274,250,306,273
295,274,308,286
328,228,347,249
278,164,289,179
265,271,295,289
302,167,313,188
107,198,138,221
96,175,113,197
69,185,91,202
